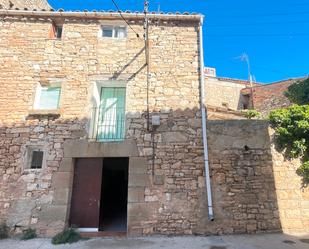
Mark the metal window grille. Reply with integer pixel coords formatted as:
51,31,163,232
96,87,126,142
31,151,43,169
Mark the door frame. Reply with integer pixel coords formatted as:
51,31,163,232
55,139,149,236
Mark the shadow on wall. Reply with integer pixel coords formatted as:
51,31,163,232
0,108,205,236
0,115,307,236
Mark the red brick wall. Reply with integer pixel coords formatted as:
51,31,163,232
249,79,299,116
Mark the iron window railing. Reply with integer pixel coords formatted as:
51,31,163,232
90,87,126,142
91,105,126,142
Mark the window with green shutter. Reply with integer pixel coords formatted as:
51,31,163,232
97,87,126,142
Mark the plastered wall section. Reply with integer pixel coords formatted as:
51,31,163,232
205,77,247,110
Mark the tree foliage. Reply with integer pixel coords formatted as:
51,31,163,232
285,78,309,105
269,105,309,185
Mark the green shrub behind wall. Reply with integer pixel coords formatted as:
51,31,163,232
269,104,309,185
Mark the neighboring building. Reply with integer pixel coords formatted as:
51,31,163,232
205,75,259,111
204,68,260,118
241,77,308,116
205,67,307,117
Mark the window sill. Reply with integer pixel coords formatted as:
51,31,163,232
23,168,43,173
96,139,125,143
27,110,61,120
98,37,127,41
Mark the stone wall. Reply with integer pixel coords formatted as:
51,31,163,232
0,17,200,122
0,14,204,236
0,119,87,236
195,120,308,236
271,133,309,235
195,120,281,235
0,14,308,237
2,118,308,236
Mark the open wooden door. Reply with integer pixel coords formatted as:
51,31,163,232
69,158,103,231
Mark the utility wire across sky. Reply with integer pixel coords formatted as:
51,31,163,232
111,0,141,38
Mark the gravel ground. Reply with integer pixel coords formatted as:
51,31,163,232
0,233,308,249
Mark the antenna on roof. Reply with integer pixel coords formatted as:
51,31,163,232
151,1,160,13
237,53,255,109
238,53,253,84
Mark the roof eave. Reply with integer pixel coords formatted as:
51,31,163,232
0,10,203,22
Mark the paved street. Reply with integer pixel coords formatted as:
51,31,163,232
0,233,308,249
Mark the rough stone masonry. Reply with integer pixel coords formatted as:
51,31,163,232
0,9,308,237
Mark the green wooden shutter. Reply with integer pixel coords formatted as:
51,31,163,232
97,87,126,142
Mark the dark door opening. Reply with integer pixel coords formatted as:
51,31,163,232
99,157,129,232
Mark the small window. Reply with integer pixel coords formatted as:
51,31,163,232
102,26,127,39
114,27,126,38
102,27,113,37
30,151,44,169
49,23,63,39
55,26,63,39
34,85,61,110
24,145,47,171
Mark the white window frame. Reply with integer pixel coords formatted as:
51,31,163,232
88,81,127,140
100,25,127,39
33,83,61,110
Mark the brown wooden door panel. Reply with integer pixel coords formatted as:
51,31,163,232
70,158,103,228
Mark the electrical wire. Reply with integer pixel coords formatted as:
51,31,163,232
111,0,141,38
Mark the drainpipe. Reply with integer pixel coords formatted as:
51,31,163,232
199,16,214,221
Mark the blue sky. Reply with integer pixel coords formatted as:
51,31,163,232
49,0,309,83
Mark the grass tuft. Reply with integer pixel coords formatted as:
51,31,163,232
51,228,81,245
21,228,37,240
0,223,9,240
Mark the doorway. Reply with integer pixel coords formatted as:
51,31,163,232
99,157,129,232
69,157,129,233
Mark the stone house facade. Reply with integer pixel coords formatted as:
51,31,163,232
0,7,208,236
0,6,308,238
